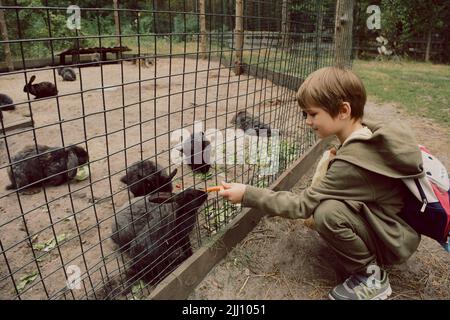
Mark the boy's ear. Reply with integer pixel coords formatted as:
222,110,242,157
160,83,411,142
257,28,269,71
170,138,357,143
339,102,352,119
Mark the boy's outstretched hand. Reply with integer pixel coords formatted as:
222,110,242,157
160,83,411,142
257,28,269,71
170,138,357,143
218,181,247,204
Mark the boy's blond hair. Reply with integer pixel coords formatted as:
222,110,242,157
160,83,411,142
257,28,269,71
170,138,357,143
296,67,366,120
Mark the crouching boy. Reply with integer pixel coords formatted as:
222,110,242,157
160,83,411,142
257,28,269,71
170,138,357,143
219,66,423,300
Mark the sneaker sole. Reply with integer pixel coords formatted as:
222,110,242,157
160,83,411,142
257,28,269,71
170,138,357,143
328,284,393,300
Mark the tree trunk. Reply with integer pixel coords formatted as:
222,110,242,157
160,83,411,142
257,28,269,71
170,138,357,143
314,0,324,68
153,0,159,34
113,0,121,47
281,0,289,49
0,0,14,71
199,0,207,59
334,0,354,68
234,0,244,75
425,29,432,62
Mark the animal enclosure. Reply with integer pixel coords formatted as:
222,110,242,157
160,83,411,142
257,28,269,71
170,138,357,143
0,0,348,299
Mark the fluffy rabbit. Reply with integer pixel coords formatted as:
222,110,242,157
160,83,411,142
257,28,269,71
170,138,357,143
57,67,76,81
132,56,155,68
23,75,58,99
231,110,272,137
0,94,15,111
177,132,211,173
6,144,89,190
0,94,15,121
111,188,208,283
91,52,101,63
120,160,177,197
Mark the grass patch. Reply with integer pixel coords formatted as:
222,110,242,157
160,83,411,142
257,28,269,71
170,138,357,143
353,59,450,124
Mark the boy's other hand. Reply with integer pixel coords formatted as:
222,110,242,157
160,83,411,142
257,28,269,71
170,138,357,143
218,181,247,204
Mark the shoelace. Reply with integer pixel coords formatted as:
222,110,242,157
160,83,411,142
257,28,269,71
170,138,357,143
346,274,381,299
355,285,379,299
346,274,370,290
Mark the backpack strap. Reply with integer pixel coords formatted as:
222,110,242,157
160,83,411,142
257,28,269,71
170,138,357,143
414,178,428,213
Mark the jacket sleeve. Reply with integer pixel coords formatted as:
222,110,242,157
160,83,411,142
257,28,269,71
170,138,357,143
241,160,376,219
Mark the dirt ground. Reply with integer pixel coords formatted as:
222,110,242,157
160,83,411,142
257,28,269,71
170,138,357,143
189,101,450,300
0,58,304,299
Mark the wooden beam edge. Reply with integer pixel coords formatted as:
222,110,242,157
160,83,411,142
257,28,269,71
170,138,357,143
1,118,33,134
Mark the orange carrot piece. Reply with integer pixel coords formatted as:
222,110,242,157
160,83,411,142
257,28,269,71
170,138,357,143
205,186,224,192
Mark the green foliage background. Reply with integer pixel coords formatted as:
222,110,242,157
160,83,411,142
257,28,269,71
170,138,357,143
354,0,450,62
1,1,450,62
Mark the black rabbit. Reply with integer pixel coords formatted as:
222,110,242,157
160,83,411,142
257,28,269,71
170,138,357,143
6,144,89,190
57,67,76,81
111,188,208,283
177,132,211,173
120,160,177,197
231,110,272,137
23,75,58,99
0,94,15,111
0,94,15,121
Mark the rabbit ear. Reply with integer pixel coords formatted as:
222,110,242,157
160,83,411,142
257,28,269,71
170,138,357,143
120,174,128,184
168,168,177,180
67,150,79,178
171,192,185,205
172,187,196,204
29,75,36,85
147,194,175,204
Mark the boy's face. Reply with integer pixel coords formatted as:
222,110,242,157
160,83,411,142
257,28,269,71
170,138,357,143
303,105,343,139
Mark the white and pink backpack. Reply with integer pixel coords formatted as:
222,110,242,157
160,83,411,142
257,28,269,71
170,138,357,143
400,145,450,252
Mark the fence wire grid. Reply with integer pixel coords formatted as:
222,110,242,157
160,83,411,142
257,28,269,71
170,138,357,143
0,0,350,300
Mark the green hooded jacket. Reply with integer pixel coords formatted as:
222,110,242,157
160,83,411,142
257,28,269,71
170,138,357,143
242,120,424,264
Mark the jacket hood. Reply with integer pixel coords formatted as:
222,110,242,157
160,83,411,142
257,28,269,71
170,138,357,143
333,120,424,179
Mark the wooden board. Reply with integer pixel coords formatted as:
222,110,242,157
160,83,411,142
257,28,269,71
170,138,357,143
1,118,33,134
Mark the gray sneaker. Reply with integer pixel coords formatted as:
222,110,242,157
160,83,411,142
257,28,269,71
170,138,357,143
329,270,392,300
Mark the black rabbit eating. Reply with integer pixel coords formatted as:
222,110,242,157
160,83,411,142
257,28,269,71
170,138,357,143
57,67,76,81
177,132,211,173
6,144,89,191
231,110,272,137
111,188,208,284
23,75,58,99
120,160,177,197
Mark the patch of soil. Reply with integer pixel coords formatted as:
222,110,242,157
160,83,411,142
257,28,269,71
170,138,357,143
189,101,450,300
0,58,304,299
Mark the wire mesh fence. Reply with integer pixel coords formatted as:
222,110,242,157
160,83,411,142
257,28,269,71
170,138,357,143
0,0,349,299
